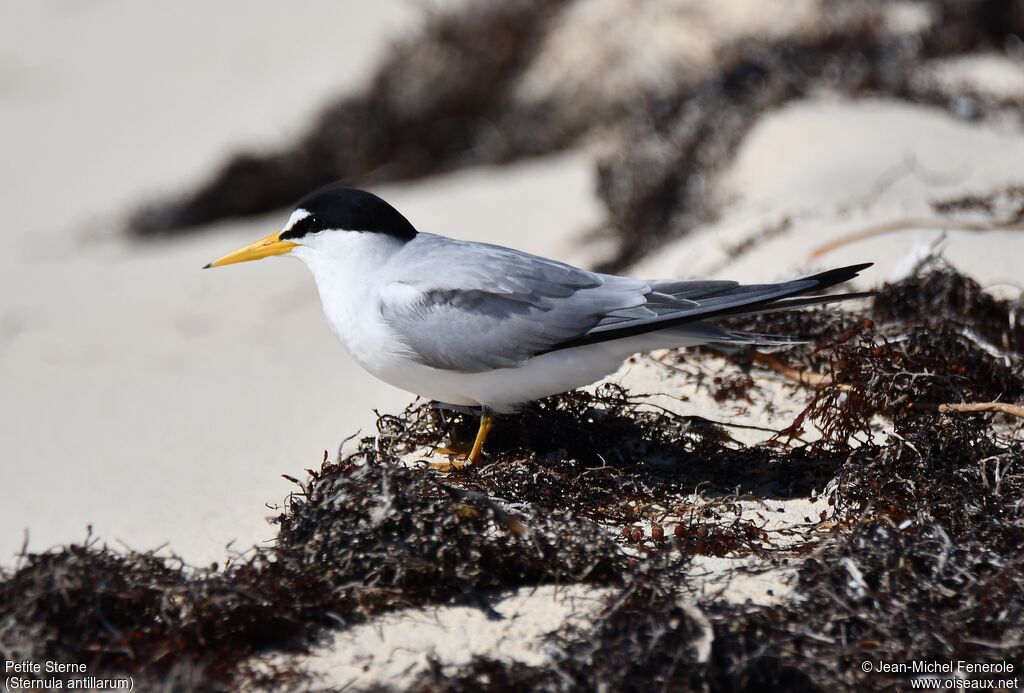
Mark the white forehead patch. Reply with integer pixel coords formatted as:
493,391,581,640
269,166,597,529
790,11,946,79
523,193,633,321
283,208,311,232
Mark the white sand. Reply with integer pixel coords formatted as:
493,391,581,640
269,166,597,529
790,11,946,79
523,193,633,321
632,96,1024,288
294,584,606,690
516,0,818,116
923,52,1024,101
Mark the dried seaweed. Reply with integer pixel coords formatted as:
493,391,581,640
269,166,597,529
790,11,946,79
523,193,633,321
0,461,623,689
874,256,1024,354
421,409,1023,691
719,260,1024,448
705,522,1024,691
427,518,1024,692
272,458,622,613
0,541,311,691
411,384,842,510
931,185,1024,222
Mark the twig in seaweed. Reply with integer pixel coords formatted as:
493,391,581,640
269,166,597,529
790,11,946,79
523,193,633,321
808,217,1024,260
750,349,1024,421
936,402,1024,420
748,350,848,390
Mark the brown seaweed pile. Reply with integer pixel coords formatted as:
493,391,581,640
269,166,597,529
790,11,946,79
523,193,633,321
0,462,622,690
719,257,1024,449
413,516,1023,691
387,382,840,508
2,263,1022,692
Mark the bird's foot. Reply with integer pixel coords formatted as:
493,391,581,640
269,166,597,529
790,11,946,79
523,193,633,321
427,407,493,471
428,439,483,471
428,457,472,472
433,440,475,458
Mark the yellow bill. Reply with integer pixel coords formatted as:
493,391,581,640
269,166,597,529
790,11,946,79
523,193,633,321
203,232,298,269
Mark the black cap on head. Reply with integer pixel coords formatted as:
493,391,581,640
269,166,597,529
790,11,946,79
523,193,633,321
281,185,418,242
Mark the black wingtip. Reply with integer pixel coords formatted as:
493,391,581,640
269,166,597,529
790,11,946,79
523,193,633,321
805,262,874,290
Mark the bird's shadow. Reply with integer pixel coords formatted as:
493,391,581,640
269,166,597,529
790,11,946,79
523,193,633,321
417,385,842,512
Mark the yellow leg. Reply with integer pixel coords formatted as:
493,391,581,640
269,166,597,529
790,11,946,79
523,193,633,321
429,408,494,470
465,409,494,467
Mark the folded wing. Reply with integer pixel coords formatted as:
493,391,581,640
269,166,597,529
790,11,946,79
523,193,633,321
379,233,871,372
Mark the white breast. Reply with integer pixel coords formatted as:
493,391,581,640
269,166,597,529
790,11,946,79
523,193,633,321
291,231,413,375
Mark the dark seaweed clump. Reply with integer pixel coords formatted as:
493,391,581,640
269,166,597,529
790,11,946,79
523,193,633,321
392,382,842,510
414,519,1023,692
717,258,1024,448
0,461,622,690
0,543,312,691
273,456,622,611
2,264,1023,692
874,251,1024,354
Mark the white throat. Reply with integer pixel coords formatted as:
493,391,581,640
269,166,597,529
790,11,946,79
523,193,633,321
289,230,408,362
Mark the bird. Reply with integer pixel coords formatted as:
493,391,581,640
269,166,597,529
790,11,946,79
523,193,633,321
205,184,872,467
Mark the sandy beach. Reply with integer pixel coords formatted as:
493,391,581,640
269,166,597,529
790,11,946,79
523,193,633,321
2,1,1023,690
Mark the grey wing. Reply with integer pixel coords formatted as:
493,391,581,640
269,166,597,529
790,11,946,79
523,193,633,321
379,234,871,371
377,234,659,372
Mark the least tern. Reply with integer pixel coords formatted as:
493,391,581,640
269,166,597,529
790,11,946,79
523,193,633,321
206,185,871,466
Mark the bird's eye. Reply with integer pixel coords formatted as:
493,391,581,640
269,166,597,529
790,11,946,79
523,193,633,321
281,215,319,241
